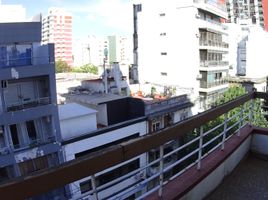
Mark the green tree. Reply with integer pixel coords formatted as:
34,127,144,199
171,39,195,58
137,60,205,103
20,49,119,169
55,60,70,73
72,64,98,74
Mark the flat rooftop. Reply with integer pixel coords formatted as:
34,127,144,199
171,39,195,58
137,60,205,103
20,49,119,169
67,93,126,105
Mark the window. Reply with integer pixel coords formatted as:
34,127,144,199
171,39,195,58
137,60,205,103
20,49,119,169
10,124,20,148
161,52,167,56
160,32,167,36
26,121,37,142
161,72,167,76
152,121,161,132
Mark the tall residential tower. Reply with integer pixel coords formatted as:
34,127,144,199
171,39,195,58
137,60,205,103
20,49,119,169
42,8,73,66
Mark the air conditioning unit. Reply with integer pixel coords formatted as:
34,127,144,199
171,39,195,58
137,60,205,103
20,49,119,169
195,14,201,19
134,171,146,180
196,33,200,38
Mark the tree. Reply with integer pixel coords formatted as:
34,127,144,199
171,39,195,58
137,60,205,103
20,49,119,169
55,60,70,73
72,64,98,74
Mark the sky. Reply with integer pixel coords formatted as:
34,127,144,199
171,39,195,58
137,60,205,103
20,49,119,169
1,0,134,38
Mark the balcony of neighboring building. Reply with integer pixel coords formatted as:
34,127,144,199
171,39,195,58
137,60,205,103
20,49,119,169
199,30,229,51
1,76,52,113
2,91,268,200
0,43,54,69
199,70,229,93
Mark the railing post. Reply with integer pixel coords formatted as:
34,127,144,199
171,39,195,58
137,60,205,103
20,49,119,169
197,125,204,170
158,145,164,198
238,104,244,136
249,99,254,125
221,113,228,150
91,174,99,200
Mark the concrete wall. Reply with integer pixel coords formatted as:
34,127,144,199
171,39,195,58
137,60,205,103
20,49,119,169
60,114,97,141
181,136,251,200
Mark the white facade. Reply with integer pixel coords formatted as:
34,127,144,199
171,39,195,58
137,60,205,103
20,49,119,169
73,36,109,67
228,24,268,78
136,0,229,110
0,4,26,22
62,119,147,199
58,103,97,140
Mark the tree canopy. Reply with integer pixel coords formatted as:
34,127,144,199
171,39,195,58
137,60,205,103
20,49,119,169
55,60,70,73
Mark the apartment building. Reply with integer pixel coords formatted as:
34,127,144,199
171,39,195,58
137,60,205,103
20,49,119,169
108,35,132,65
227,0,268,29
135,0,229,110
72,36,108,68
42,8,73,66
0,21,63,198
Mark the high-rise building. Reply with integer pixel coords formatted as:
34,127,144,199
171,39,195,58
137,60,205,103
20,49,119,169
108,35,132,65
0,20,63,198
135,0,229,110
42,8,73,66
73,36,109,67
226,0,268,29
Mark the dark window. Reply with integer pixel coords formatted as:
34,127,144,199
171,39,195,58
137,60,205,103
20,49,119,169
161,72,167,76
159,13,166,17
161,52,167,56
26,121,37,141
10,124,19,148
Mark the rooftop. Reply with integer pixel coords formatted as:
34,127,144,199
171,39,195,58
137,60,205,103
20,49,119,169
58,103,97,121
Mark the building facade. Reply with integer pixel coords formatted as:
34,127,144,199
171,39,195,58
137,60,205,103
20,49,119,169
0,21,63,198
135,0,229,110
227,0,268,29
42,8,73,66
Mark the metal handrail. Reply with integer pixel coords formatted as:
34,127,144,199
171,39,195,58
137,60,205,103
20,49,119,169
0,91,260,199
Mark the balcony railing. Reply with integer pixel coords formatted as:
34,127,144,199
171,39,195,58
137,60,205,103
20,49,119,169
0,57,54,68
199,40,229,48
6,97,51,112
1,92,268,199
200,60,229,67
200,79,228,88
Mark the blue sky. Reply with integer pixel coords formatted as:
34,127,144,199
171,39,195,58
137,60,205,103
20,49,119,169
2,0,134,38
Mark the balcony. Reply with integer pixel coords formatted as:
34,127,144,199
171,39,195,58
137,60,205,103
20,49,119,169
199,39,229,49
6,97,51,112
1,92,268,199
200,79,228,88
200,60,229,67
0,44,54,68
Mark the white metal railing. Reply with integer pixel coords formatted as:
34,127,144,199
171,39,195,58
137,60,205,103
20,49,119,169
69,101,253,200
0,56,53,68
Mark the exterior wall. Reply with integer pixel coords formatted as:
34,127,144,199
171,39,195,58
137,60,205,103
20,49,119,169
60,114,97,141
251,134,268,155
63,120,147,199
181,135,251,200
0,21,62,188
263,0,268,31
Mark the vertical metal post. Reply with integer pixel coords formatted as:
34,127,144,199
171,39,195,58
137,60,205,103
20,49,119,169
197,125,203,170
238,104,244,136
249,99,254,125
91,175,99,200
158,145,164,198
222,113,228,150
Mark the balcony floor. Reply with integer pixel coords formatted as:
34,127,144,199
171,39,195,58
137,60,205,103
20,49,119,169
205,154,268,200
